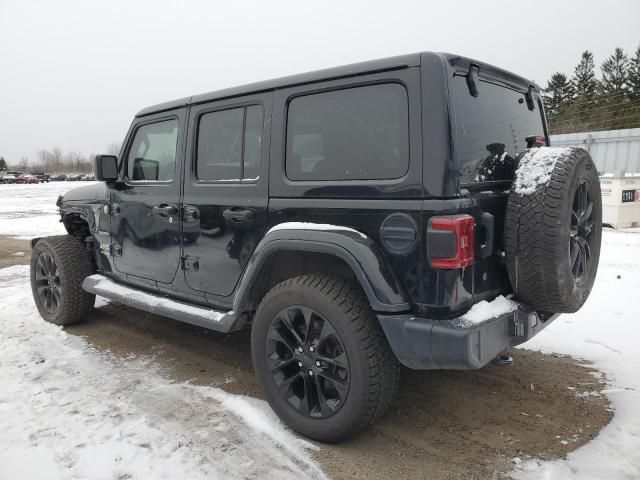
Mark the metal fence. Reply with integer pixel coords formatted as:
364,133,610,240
550,127,640,174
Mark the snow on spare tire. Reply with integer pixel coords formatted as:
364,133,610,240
504,147,602,313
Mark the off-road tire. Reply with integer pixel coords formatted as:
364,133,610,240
505,147,602,312
251,274,400,442
31,235,96,325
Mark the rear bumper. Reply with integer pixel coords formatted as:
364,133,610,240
378,303,559,370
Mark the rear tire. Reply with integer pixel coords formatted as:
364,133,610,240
251,274,400,442
504,147,602,312
30,235,96,325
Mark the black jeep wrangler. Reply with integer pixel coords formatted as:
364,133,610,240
30,52,602,442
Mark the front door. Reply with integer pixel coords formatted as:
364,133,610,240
180,94,271,301
111,109,185,285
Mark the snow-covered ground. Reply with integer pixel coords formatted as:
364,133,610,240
0,181,87,239
513,229,640,479
0,264,325,480
0,183,327,479
1,182,639,479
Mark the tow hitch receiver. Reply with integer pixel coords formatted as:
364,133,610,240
492,354,514,366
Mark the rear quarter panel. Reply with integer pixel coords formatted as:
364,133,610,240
268,67,425,311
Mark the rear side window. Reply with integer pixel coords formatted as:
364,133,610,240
451,78,545,186
286,84,409,181
196,105,264,181
127,119,178,182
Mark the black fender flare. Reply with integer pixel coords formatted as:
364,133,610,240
32,203,101,247
57,182,110,235
233,224,410,314
60,204,100,232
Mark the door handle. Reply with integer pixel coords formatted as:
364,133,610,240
223,208,254,223
152,204,179,217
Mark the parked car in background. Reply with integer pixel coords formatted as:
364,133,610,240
16,174,40,184
3,170,25,183
33,172,51,182
67,174,83,181
1,174,18,184
81,174,96,181
50,174,68,181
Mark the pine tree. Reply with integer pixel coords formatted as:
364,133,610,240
600,47,629,97
571,51,599,104
543,72,574,116
628,45,640,100
0,156,6,171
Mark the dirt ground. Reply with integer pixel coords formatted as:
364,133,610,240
1,235,613,479
0,236,30,268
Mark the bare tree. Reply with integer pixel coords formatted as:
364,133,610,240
63,151,79,172
37,149,51,172
87,153,96,172
107,142,122,156
77,153,92,173
51,148,63,171
19,156,29,172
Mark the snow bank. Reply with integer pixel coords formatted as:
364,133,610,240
512,228,640,480
459,295,517,325
0,265,326,480
0,182,88,239
513,147,573,195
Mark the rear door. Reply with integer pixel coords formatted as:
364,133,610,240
110,109,185,286
179,93,272,302
269,69,424,310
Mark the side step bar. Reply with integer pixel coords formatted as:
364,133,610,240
82,274,245,333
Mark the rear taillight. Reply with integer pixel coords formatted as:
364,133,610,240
427,215,476,269
535,135,548,146
526,135,548,148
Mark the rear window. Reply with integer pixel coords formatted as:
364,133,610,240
286,83,409,181
451,77,545,187
196,105,264,182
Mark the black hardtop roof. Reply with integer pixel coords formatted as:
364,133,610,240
136,52,537,117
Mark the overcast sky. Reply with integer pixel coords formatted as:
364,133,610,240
1,0,639,164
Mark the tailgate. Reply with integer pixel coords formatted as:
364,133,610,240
470,190,512,303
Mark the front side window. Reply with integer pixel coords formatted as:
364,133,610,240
286,83,409,181
196,105,264,181
451,78,546,186
127,119,178,182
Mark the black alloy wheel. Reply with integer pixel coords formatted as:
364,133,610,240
34,251,62,314
252,274,400,442
266,305,350,419
30,235,96,326
569,180,595,282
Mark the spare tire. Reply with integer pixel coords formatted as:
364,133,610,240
504,147,602,313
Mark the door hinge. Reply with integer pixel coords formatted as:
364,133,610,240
181,255,199,271
100,242,122,257
103,203,120,216
182,205,200,222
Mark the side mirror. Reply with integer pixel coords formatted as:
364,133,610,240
94,154,119,182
